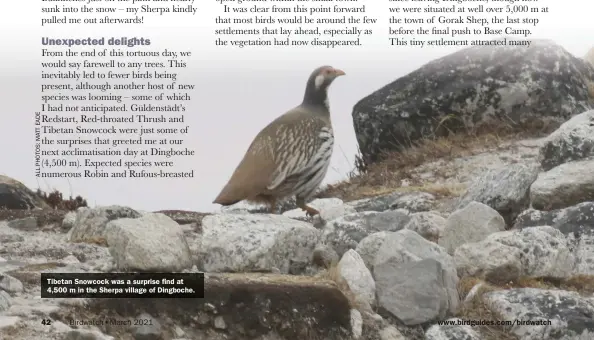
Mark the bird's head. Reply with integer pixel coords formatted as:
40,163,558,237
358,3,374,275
311,65,346,91
303,65,345,107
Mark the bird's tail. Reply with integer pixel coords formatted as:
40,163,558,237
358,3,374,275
212,181,246,206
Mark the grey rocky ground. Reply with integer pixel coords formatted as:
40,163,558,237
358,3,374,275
2,42,594,340
2,109,594,340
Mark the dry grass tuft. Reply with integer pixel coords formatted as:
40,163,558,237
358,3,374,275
36,189,88,211
562,275,594,294
499,275,594,295
456,277,518,340
72,236,108,247
318,117,557,203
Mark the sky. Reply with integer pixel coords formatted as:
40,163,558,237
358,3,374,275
0,0,592,213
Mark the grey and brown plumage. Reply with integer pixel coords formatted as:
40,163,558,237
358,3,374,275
213,65,346,216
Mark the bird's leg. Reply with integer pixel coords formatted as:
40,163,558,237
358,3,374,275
296,197,319,217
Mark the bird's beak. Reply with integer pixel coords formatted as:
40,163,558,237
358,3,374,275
333,68,346,77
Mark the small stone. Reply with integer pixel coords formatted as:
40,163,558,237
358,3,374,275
0,291,12,312
312,244,339,268
0,273,24,293
213,316,226,330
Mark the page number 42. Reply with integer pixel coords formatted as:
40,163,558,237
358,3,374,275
41,319,52,326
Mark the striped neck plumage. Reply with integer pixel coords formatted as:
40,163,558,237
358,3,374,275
302,83,330,112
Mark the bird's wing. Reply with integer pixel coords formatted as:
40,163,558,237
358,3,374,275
212,126,278,205
213,106,331,205
266,110,333,191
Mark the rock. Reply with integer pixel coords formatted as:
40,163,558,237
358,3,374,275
61,211,77,230
50,320,72,333
0,290,11,312
172,325,185,338
456,163,540,224
485,288,594,340
487,226,575,278
220,200,269,214
539,109,594,171
373,230,459,325
0,273,24,293
347,193,403,212
375,258,457,326
403,212,446,242
352,40,594,164
0,316,20,329
283,198,356,222
65,329,115,340
350,309,363,339
529,158,594,210
379,326,406,340
585,47,594,67
337,249,376,307
105,213,193,272
221,198,297,214
213,316,226,330
389,192,435,212
153,210,209,225
0,233,23,243
322,210,410,257
71,273,353,340
346,191,433,213
375,229,458,275
355,231,390,271
133,312,161,340
425,318,482,340
69,205,141,243
197,214,320,273
454,239,523,284
438,201,506,255
312,244,339,268
0,175,49,209
7,217,37,231
513,202,594,275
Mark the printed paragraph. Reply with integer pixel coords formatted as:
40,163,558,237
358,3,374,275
214,0,377,48
40,0,197,26
34,37,196,179
388,0,549,47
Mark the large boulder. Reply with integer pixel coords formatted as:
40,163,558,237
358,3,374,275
51,273,354,340
352,40,594,164
105,213,193,272
485,288,594,340
0,175,48,210
513,202,594,275
455,163,540,224
196,214,320,274
372,230,459,325
539,109,594,171
530,158,594,210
